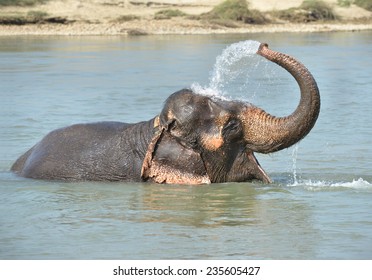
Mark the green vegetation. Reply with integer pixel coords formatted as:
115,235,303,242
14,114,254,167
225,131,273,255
0,0,48,6
0,13,25,25
0,10,68,25
0,10,48,24
154,9,187,20
201,0,268,24
27,10,48,20
337,0,352,7
354,0,372,11
0,13,43,25
275,0,337,22
301,0,337,20
205,0,250,21
337,0,372,12
0,0,66,25
113,15,140,22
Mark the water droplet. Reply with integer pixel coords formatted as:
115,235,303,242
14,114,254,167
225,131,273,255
191,40,261,99
292,144,299,185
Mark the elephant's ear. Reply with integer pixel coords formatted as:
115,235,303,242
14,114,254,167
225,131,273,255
141,126,210,185
141,126,163,181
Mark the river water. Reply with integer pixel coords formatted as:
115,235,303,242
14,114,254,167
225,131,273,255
0,32,371,259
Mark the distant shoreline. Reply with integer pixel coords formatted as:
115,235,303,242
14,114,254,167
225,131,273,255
1,21,372,36
1,0,371,36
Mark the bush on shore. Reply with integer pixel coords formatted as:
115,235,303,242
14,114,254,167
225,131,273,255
0,0,48,6
354,0,372,11
154,9,187,20
112,15,140,22
0,10,68,25
275,0,338,22
201,0,268,24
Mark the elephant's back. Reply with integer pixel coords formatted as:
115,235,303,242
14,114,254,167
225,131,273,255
12,121,133,180
55,121,132,139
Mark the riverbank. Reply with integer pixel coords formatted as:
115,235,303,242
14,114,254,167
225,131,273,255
1,0,371,35
1,20,371,36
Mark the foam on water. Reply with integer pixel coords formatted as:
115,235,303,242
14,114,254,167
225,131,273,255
290,146,371,190
290,177,372,191
191,40,261,98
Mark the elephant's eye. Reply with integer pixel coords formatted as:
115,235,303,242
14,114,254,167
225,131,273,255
168,120,184,138
223,119,242,138
224,119,240,132
168,120,178,132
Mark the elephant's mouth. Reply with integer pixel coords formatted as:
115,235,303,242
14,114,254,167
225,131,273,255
246,152,272,183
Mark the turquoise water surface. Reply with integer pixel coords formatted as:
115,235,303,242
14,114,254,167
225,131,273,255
0,32,371,259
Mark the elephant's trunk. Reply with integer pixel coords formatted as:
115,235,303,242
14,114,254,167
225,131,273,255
240,43,320,154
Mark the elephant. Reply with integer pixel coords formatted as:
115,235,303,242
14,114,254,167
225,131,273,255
11,43,320,184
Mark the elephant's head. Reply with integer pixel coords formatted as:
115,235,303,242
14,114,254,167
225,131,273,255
141,43,320,184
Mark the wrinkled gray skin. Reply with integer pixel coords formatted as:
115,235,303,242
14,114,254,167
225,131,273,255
11,43,320,184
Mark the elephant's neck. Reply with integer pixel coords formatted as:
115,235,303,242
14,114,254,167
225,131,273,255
123,117,159,161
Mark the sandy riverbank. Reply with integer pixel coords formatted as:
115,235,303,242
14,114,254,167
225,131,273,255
0,0,371,35
1,20,372,36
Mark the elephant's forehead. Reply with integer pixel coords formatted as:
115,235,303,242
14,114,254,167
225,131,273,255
216,99,247,110
198,99,242,121
164,92,247,124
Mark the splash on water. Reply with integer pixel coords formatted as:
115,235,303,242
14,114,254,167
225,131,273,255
209,40,261,94
288,144,371,190
291,144,299,185
191,40,262,99
290,177,372,191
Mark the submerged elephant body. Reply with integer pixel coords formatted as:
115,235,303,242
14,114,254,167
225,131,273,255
11,43,320,184
11,121,154,181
